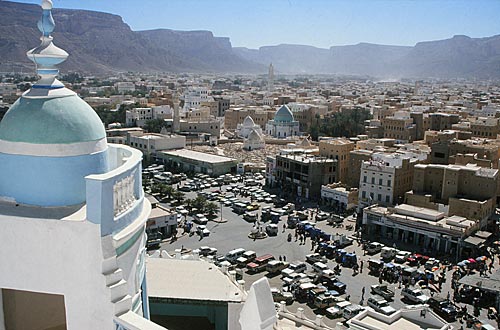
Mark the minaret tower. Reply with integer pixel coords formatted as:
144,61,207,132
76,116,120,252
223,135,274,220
268,63,274,93
173,93,180,133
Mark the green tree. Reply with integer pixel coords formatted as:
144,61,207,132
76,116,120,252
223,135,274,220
192,196,208,212
144,119,167,133
205,202,219,218
159,184,174,201
172,190,185,205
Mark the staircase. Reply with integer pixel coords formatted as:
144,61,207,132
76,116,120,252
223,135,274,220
102,237,132,317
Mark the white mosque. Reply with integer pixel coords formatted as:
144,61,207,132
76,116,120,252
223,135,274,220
243,129,266,151
0,1,158,329
235,115,262,139
265,105,300,138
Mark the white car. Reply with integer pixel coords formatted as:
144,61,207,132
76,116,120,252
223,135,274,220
395,250,411,263
195,246,217,256
401,287,429,304
316,212,330,221
367,296,397,315
196,225,210,237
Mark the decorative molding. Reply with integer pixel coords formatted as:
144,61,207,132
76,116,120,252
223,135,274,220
114,171,137,217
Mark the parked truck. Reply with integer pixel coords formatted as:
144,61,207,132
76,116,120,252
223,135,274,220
370,284,395,301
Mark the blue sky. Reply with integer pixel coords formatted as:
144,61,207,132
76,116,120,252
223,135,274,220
13,0,500,49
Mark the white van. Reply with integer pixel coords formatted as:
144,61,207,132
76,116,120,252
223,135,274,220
226,248,246,263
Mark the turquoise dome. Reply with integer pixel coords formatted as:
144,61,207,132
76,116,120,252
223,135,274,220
0,94,105,144
274,105,294,123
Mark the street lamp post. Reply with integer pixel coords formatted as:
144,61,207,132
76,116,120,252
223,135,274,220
220,201,223,223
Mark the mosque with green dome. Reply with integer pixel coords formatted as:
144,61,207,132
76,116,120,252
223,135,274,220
265,104,300,138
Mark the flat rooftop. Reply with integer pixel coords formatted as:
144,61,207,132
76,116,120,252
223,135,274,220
359,315,438,330
159,149,236,164
146,258,244,303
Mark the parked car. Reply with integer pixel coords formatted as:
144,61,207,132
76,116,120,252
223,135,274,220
343,304,364,320
193,213,208,225
225,248,246,263
326,301,351,318
243,211,258,222
266,260,289,274
247,254,275,273
281,262,308,278
266,224,279,236
367,296,396,315
330,281,347,294
428,296,458,321
235,250,257,268
401,287,429,304
314,292,339,309
195,225,210,237
316,212,330,221
312,262,329,274
370,284,395,301
365,242,384,254
271,287,293,304
196,246,217,256
305,253,327,264
395,250,411,264
246,202,260,211
380,247,397,261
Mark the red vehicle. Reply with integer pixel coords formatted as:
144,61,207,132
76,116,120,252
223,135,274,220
246,254,275,273
407,254,430,266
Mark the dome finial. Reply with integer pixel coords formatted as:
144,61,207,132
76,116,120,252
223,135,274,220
26,0,68,90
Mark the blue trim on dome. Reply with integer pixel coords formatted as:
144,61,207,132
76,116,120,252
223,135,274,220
31,84,64,90
0,150,109,207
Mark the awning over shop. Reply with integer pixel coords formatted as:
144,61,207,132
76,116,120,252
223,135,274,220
459,270,500,293
475,231,493,240
464,236,486,246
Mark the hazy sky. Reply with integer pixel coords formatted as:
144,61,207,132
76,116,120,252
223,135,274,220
13,0,500,49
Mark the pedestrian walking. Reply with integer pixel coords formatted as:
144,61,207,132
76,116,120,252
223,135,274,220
360,260,364,274
282,223,286,233
361,286,365,300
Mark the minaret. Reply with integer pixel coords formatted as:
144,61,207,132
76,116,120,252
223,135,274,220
26,0,69,94
173,93,180,133
268,63,274,93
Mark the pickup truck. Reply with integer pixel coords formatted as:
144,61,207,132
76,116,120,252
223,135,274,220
271,287,294,304
370,284,395,301
428,296,458,321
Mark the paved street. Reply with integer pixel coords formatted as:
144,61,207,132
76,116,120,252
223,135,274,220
154,181,494,329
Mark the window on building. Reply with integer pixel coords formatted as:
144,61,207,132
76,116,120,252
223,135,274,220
387,180,392,187
378,194,382,201
363,176,367,183
385,195,390,203
371,177,375,184
379,178,383,185
362,191,366,198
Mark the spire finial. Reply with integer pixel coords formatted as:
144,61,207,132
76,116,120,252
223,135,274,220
26,0,68,89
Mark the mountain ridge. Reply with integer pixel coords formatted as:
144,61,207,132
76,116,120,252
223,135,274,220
1,1,499,78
